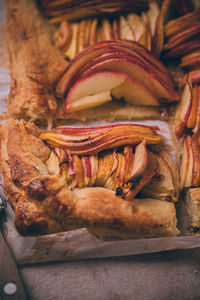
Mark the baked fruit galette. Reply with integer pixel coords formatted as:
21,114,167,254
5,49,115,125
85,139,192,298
1,0,200,238
0,120,179,237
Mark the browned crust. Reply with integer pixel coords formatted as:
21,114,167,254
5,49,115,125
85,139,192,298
7,0,67,121
0,119,179,237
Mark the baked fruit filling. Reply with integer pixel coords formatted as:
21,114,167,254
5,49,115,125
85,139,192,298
41,124,179,202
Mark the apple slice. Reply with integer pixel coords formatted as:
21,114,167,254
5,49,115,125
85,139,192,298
164,10,200,38
89,18,98,46
56,40,175,96
40,124,162,155
112,18,120,39
65,70,128,112
181,51,200,69
119,15,135,40
190,135,200,187
185,136,194,188
111,74,159,106
78,19,87,53
192,85,200,134
66,91,112,113
128,140,148,182
174,75,193,137
55,20,72,53
181,70,200,86
180,136,191,190
80,56,178,101
64,22,79,60
101,18,113,40
123,151,159,200
187,84,199,129
127,13,145,42
142,146,179,202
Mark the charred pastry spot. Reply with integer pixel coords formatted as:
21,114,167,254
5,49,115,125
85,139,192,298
28,179,49,200
115,187,123,196
127,174,143,183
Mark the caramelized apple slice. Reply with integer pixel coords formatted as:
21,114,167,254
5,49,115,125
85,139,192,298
190,135,200,186
181,70,200,86
111,75,159,106
65,23,79,60
128,140,148,182
65,70,128,112
40,124,162,155
192,85,200,134
119,15,135,40
56,40,175,97
55,20,72,52
174,75,193,137
123,151,159,200
180,136,192,190
187,84,199,129
127,13,145,41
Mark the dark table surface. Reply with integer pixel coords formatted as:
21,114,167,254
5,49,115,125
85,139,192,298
19,248,200,300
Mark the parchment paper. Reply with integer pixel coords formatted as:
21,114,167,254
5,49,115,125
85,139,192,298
1,0,200,265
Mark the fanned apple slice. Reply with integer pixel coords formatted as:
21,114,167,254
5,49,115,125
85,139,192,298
181,70,200,86
119,15,135,40
187,84,199,129
80,56,178,101
192,85,200,134
89,18,98,46
181,51,200,69
180,136,192,190
111,74,159,106
56,40,175,96
55,20,72,52
128,140,148,182
126,13,145,42
65,70,128,112
101,18,113,40
78,19,87,53
66,91,112,112
65,22,79,60
164,10,200,38
174,75,193,137
123,151,159,200
112,18,120,39
190,135,200,187
40,124,162,155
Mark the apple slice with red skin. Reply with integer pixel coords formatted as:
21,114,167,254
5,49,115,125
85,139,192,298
65,70,128,112
111,74,159,106
187,84,199,129
75,43,174,89
79,57,178,101
164,10,200,38
164,23,200,51
123,151,159,200
164,40,200,58
190,135,200,187
174,75,193,137
192,85,200,134
180,136,190,190
128,140,148,182
56,40,175,96
181,70,200,86
181,51,200,69
40,124,162,155
184,135,194,188
66,70,159,112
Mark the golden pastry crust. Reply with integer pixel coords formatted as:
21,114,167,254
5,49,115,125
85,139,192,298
184,188,200,232
7,0,68,121
0,119,179,237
